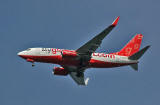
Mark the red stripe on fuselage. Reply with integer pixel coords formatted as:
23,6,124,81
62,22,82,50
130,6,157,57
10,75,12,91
19,55,80,66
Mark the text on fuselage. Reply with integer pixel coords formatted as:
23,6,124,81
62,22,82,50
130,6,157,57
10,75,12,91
42,48,115,58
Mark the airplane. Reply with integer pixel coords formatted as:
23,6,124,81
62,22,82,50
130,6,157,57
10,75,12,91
18,16,150,86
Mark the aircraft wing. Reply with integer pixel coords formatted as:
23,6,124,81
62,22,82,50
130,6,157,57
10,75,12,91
69,72,89,86
76,16,119,55
62,66,89,85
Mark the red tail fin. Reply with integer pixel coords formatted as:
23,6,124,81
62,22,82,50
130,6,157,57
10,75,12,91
116,34,143,56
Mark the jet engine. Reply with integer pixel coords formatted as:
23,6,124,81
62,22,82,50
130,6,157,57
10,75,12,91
53,67,68,76
61,50,78,58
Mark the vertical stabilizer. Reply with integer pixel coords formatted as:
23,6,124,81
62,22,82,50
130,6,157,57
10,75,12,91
116,34,143,56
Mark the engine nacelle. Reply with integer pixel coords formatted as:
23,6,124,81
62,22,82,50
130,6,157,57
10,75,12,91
62,50,78,58
53,67,68,76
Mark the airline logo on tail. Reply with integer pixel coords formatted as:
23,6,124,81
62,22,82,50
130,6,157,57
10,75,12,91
115,34,143,56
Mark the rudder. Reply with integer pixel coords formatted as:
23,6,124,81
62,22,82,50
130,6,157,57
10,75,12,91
116,34,143,56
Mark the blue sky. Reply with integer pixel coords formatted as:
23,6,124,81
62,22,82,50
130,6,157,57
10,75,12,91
0,0,160,105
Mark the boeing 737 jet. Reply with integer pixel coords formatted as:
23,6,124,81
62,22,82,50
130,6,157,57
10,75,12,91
18,17,150,85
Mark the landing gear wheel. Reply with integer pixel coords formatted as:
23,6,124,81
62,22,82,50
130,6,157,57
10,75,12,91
32,63,35,67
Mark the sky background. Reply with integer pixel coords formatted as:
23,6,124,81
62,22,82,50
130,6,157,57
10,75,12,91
0,0,160,105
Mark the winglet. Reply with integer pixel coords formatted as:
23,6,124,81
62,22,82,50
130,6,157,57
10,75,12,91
85,78,89,85
112,16,120,26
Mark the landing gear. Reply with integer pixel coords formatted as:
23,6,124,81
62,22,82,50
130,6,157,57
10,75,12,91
26,58,35,67
32,63,35,67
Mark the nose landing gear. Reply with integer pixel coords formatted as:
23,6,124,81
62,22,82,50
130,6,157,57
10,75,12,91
32,63,35,67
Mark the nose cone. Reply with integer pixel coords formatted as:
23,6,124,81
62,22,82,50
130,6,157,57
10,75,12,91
17,51,27,59
17,52,22,56
17,51,25,58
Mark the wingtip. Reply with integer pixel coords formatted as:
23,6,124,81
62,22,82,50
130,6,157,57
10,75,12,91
112,16,120,26
85,78,89,86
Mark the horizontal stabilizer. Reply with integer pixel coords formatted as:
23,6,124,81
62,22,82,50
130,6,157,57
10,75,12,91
129,45,150,60
130,64,138,71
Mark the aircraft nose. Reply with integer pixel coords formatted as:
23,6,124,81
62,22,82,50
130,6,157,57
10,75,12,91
17,51,23,56
17,51,28,59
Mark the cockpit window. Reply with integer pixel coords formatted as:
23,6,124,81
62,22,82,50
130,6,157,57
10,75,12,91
26,48,31,51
